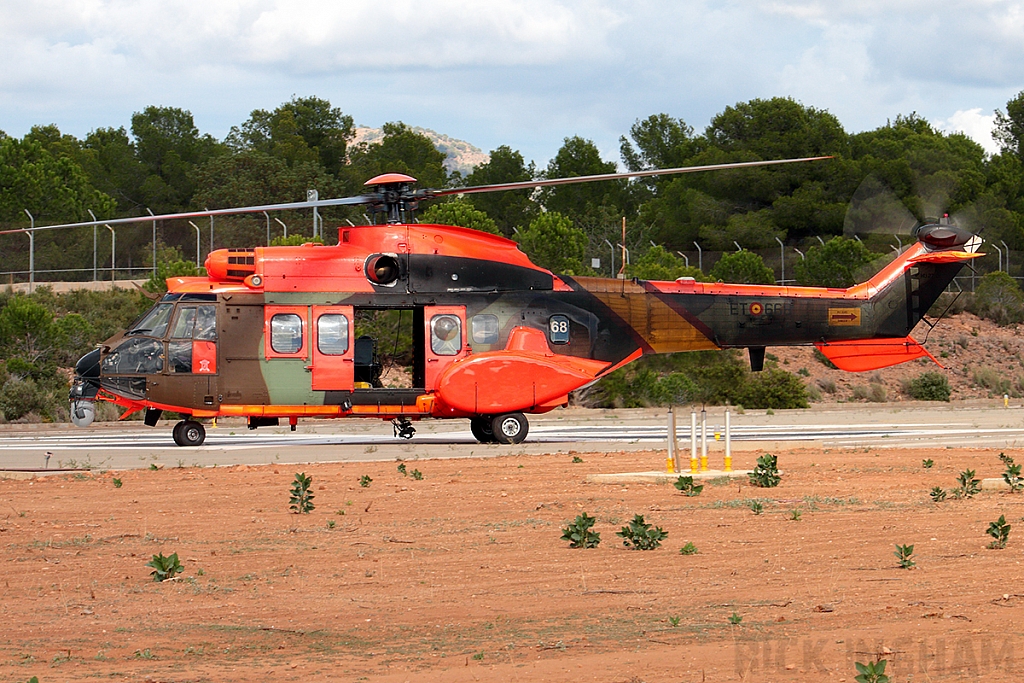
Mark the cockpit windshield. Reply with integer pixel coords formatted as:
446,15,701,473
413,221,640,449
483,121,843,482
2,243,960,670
128,303,174,338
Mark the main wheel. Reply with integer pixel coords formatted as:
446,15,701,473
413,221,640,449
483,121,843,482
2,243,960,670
173,420,206,447
491,412,528,444
470,417,496,443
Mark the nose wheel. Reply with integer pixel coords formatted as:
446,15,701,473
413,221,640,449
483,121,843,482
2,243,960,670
392,417,416,440
172,420,206,447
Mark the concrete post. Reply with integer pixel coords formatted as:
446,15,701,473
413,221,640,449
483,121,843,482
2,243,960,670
690,412,698,473
700,408,708,472
724,410,732,472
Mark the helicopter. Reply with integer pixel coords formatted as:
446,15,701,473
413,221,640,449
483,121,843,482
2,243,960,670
55,157,980,446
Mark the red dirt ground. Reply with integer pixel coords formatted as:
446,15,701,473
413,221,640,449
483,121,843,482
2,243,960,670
3,445,1024,682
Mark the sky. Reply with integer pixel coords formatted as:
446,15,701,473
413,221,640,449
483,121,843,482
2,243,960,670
1,0,1023,167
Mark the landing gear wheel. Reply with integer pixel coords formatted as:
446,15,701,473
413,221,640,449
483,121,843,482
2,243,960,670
173,420,206,447
470,417,496,443
491,412,528,444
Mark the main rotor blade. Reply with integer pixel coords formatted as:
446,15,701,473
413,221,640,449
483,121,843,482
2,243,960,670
431,156,832,198
0,195,374,236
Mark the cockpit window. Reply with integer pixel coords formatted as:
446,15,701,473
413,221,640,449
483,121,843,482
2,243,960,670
169,305,217,340
129,303,173,338
101,338,164,375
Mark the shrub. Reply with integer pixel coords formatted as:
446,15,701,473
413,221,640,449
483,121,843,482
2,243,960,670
410,469,423,481
953,469,981,499
736,368,809,409
1000,453,1024,492
708,250,774,285
679,542,698,555
146,552,183,582
854,659,889,683
929,486,946,502
289,473,315,513
894,544,915,569
987,515,1011,549
359,474,372,488
813,348,838,370
617,514,667,550
969,271,1024,325
673,475,704,497
907,372,951,401
749,453,781,488
561,512,601,548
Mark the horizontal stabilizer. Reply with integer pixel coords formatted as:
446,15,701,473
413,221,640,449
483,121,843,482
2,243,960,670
814,337,941,372
906,251,983,264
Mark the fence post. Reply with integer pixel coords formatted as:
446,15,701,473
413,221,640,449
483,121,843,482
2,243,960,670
23,209,34,292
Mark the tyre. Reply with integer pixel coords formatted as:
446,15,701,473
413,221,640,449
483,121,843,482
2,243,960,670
470,417,495,443
174,420,206,447
491,412,528,444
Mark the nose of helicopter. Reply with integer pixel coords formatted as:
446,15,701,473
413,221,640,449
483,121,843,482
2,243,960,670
75,348,102,379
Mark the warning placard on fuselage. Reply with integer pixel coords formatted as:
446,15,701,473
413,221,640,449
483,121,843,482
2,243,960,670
827,308,861,326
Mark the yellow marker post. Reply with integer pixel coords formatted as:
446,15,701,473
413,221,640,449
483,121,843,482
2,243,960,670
700,409,708,472
724,410,732,472
690,411,698,473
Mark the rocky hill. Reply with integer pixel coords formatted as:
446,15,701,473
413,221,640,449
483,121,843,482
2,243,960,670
774,312,1024,403
352,126,489,177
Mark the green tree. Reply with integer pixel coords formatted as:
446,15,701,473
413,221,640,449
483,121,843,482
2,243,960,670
419,199,500,234
794,236,876,287
709,250,775,284
516,212,587,274
620,114,696,172
227,96,354,176
131,106,223,212
541,136,624,223
995,90,1024,160
81,126,147,213
463,146,539,235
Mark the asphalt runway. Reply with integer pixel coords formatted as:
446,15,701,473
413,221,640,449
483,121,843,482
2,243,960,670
2,403,1024,472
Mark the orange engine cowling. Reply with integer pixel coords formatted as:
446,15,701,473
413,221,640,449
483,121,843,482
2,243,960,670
205,248,257,281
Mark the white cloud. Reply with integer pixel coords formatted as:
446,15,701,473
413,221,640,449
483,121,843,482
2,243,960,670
934,108,1000,155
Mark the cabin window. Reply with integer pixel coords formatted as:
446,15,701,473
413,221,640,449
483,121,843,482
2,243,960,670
548,315,570,344
101,338,164,375
129,303,173,338
271,314,303,354
471,314,499,344
317,314,349,355
430,315,462,356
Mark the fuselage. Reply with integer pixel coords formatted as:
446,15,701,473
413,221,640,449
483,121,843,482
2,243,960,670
71,221,973,426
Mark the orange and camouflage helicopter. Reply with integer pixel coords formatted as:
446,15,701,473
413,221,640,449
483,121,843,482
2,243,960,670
53,157,980,446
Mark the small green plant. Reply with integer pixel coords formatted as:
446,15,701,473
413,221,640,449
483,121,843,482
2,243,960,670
922,459,934,469
146,552,183,582
987,515,1011,549
149,463,158,471
854,659,889,683
1000,453,1023,492
561,512,601,548
668,616,681,627
953,468,981,499
112,477,123,488
472,652,484,661
749,453,781,488
728,612,742,625
359,474,373,488
894,544,915,569
679,542,698,555
789,509,802,521
289,472,315,513
749,500,764,515
411,469,423,480
930,486,947,502
571,455,584,463
397,463,407,476
326,520,336,529
673,475,704,497
617,514,667,550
